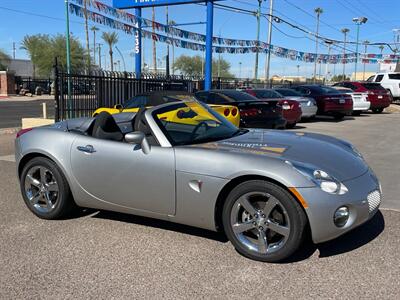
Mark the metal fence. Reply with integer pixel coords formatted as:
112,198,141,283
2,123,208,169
55,70,199,121
15,76,53,95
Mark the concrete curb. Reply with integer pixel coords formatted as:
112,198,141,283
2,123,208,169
0,127,20,135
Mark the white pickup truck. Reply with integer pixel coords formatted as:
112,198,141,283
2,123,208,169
367,72,400,99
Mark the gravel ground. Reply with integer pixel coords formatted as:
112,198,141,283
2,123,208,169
0,111,399,299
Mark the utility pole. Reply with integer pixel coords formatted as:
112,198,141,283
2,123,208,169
325,40,333,82
313,7,323,83
265,0,273,83
341,28,349,79
166,6,170,76
239,62,242,78
362,40,369,80
152,7,157,73
353,17,368,80
97,43,102,69
393,29,400,72
12,42,16,59
254,0,263,80
296,64,300,78
378,45,384,72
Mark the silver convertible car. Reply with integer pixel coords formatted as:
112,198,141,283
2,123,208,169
15,100,382,262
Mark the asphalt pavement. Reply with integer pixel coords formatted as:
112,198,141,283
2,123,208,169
0,99,55,128
0,112,399,298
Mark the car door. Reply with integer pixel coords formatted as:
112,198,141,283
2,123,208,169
70,135,176,215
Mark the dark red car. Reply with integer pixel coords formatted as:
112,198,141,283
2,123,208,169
291,85,353,120
333,81,392,113
244,89,302,128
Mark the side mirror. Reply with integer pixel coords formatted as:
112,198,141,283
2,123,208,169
125,131,151,154
114,104,123,111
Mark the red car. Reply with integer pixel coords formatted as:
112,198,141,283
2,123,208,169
291,85,353,120
244,89,302,128
333,81,392,113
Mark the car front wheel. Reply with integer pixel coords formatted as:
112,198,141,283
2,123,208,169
222,180,307,262
20,157,76,219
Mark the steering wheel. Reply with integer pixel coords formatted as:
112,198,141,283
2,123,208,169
190,121,209,141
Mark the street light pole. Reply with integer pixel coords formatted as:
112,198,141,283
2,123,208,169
325,40,333,82
313,7,323,83
353,17,368,80
254,0,263,80
265,0,274,83
166,6,170,77
239,61,242,78
362,40,369,80
341,28,349,79
65,0,72,118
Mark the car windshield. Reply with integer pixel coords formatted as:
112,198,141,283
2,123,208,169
316,86,341,95
124,94,197,109
360,83,386,90
274,89,302,97
218,90,258,101
252,90,283,99
152,101,243,146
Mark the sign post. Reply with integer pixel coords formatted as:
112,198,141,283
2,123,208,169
113,0,218,90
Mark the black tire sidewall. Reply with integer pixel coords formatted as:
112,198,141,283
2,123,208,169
20,157,72,219
222,180,307,262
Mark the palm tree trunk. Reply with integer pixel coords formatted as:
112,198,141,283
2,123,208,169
172,44,175,75
84,0,91,72
93,30,96,65
152,7,157,73
109,47,114,72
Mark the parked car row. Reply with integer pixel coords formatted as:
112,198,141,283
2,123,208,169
94,81,392,131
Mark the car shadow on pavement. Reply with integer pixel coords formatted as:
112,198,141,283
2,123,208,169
282,210,385,263
92,210,229,243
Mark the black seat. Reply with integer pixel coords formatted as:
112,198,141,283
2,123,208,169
133,108,158,145
92,111,124,141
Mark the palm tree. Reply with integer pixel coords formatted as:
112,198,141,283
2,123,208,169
83,0,91,71
20,35,45,78
0,49,11,71
102,32,119,71
91,26,99,65
168,20,176,75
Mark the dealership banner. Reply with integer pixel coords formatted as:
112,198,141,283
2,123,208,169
70,1,399,64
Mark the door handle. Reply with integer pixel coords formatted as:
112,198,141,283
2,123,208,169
77,145,96,153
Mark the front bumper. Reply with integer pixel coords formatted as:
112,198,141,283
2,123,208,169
300,105,318,118
353,101,371,111
296,169,381,244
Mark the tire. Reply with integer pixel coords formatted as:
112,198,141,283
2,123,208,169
20,157,76,220
372,108,384,114
333,114,344,120
222,180,307,262
352,111,362,116
286,122,296,129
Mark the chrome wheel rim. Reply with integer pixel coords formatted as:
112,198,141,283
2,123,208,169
230,192,290,255
24,166,59,213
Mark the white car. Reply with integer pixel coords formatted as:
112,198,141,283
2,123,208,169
333,87,370,115
367,72,400,99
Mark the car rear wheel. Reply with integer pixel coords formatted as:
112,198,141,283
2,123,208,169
286,122,296,129
372,108,384,113
20,157,75,219
333,113,345,120
222,180,307,262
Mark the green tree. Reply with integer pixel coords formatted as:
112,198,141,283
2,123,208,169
173,54,234,77
331,74,350,82
21,34,86,77
102,32,119,72
0,49,11,70
21,34,50,78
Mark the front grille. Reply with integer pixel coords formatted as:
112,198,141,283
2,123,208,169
367,190,381,215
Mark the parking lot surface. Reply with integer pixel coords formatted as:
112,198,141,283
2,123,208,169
0,112,399,298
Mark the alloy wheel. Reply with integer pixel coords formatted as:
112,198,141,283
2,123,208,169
230,191,290,255
24,166,59,214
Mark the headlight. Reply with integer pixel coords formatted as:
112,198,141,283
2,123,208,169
286,161,349,195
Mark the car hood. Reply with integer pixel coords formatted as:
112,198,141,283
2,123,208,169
201,129,368,181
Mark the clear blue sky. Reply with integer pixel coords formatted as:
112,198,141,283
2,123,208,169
0,0,399,78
